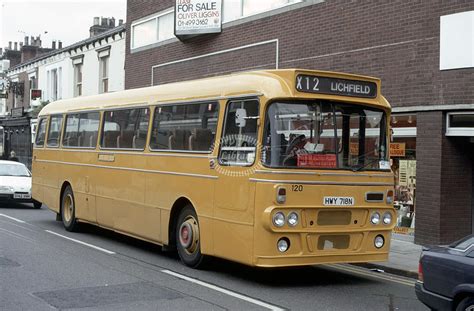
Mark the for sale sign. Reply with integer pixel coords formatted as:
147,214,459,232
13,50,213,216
175,0,222,38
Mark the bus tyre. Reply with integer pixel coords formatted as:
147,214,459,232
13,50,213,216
456,297,474,311
61,186,80,232
176,205,204,268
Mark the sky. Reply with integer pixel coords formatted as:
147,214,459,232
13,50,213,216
0,0,126,51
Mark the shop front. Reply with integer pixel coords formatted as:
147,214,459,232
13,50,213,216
0,111,33,168
391,114,417,235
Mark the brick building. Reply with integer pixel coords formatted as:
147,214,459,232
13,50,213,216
125,0,474,245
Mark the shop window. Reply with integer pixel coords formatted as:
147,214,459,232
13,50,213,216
390,130,417,235
446,113,474,136
390,114,417,235
391,114,416,138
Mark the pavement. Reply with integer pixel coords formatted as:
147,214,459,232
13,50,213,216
355,233,422,279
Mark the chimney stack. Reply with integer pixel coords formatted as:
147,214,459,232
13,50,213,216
8,41,12,50
14,42,18,50
52,40,56,49
119,19,123,26
30,36,35,46
24,36,29,46
19,42,23,49
0,48,3,55
36,36,41,47
58,41,62,49
90,16,117,37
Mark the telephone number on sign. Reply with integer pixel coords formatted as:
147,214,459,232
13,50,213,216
177,19,209,26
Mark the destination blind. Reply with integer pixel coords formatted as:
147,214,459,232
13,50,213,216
296,75,377,98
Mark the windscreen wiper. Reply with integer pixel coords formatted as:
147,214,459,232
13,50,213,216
352,157,382,172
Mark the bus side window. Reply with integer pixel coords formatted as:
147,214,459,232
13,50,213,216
46,115,63,147
101,108,149,150
219,99,259,166
78,113,100,148
63,113,100,148
35,118,47,147
150,102,218,152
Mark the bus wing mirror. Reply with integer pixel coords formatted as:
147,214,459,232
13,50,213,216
235,108,247,128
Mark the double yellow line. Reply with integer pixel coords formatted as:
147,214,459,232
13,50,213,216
327,263,416,287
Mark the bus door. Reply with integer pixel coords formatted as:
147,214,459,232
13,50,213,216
213,99,259,263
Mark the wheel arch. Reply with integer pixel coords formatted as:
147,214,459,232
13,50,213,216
167,196,196,248
453,285,474,310
59,181,72,216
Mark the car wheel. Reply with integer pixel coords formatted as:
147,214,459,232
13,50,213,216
176,205,204,268
456,296,474,311
61,186,80,232
33,200,42,209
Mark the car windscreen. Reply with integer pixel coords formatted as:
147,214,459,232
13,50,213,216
0,163,31,177
450,235,474,250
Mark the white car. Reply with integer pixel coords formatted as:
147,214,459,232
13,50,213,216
0,160,41,209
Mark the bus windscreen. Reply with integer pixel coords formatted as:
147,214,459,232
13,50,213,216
263,101,388,171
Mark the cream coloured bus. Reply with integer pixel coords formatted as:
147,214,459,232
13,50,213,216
32,69,395,268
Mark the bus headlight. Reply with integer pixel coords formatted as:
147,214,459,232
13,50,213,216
383,212,392,225
273,212,285,227
277,238,290,252
370,212,380,225
287,212,298,227
374,235,385,248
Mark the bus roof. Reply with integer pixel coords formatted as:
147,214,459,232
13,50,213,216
39,69,390,116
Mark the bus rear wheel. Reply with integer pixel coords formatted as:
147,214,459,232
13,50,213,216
176,205,204,268
61,186,80,232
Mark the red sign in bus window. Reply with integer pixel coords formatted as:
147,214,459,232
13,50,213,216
297,154,337,168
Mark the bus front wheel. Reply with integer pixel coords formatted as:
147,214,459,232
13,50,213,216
176,205,204,268
61,186,80,232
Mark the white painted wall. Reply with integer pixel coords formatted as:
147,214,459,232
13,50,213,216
440,11,474,70
6,30,125,108
38,54,72,102
70,35,125,97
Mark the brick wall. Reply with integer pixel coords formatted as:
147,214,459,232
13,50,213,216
440,135,473,244
416,111,474,245
415,111,443,245
126,0,474,109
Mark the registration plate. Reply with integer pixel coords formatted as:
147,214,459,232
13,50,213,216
14,193,31,199
323,196,354,206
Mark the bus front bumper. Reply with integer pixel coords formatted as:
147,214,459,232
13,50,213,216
254,252,388,267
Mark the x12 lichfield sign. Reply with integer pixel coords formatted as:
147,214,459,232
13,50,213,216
175,0,222,39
